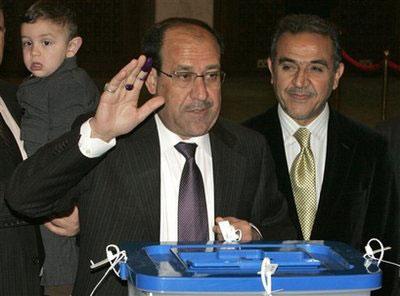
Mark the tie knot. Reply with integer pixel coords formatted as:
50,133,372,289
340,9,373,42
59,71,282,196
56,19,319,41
294,128,311,148
175,142,197,159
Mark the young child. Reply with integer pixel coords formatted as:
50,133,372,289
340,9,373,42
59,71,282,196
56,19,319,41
17,0,99,294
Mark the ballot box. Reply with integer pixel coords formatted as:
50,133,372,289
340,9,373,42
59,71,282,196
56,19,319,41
121,241,381,296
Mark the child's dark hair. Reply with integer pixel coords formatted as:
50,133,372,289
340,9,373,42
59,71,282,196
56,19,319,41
22,0,78,40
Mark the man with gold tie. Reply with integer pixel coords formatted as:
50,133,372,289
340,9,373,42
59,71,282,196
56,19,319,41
245,14,399,296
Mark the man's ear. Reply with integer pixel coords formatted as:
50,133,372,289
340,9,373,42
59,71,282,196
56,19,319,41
267,57,274,84
145,68,158,95
332,62,345,90
66,36,83,58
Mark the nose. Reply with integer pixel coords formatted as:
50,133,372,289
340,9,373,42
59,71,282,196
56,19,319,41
31,44,40,57
293,68,308,88
190,76,208,100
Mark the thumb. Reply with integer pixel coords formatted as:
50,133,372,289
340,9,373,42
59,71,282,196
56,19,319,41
136,96,165,123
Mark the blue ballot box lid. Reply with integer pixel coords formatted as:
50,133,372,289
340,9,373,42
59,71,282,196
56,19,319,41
120,241,381,293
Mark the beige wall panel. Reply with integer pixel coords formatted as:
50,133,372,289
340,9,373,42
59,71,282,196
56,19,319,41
155,0,213,26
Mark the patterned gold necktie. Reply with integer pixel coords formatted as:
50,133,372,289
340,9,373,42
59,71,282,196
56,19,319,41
289,128,317,240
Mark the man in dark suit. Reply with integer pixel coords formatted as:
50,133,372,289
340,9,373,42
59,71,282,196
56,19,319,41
0,1,42,294
375,118,400,294
0,80,44,295
377,118,400,194
245,14,399,295
7,18,285,295
0,2,80,294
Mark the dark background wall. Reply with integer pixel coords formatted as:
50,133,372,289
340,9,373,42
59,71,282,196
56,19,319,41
214,0,400,74
1,0,399,91
1,0,154,82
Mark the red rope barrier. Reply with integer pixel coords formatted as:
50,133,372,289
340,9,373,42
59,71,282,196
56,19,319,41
341,50,382,72
341,49,400,73
388,60,400,72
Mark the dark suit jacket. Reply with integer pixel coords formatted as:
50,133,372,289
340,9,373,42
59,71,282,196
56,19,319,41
376,118,400,293
0,80,42,295
245,105,399,296
7,115,286,295
376,118,400,196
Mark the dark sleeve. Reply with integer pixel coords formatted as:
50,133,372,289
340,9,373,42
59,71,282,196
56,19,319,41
374,122,400,295
250,138,294,239
5,126,103,218
363,138,400,296
48,75,99,141
0,176,28,226
18,85,50,156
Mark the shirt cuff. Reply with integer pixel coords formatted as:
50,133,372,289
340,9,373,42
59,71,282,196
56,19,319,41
249,223,263,240
78,119,116,158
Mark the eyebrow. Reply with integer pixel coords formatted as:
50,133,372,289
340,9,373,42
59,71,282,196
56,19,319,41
21,33,56,39
174,64,221,72
278,57,329,68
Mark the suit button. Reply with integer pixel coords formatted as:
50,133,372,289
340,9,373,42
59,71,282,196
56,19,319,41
32,256,40,264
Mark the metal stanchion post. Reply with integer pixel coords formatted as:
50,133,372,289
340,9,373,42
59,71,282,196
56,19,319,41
382,50,389,121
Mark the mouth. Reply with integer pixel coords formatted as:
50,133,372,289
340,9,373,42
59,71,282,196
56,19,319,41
186,108,209,118
287,89,315,101
290,93,310,100
30,62,43,71
185,101,212,114
188,107,208,112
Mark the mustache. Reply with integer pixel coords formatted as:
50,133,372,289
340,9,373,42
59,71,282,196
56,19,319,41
183,100,213,112
287,87,316,97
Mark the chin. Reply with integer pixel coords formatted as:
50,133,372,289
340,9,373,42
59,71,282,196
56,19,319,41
31,72,46,78
185,126,210,138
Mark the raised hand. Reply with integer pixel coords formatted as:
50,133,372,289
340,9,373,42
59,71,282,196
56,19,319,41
90,55,165,142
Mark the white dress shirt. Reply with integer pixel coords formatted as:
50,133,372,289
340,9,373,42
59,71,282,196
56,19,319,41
0,96,27,160
278,104,329,204
155,114,214,242
79,115,215,242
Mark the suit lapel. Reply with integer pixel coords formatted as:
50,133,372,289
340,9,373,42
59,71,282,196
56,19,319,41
253,107,358,239
265,108,293,197
313,110,356,235
0,81,22,165
123,116,161,241
264,107,303,237
210,120,246,216
0,137,22,165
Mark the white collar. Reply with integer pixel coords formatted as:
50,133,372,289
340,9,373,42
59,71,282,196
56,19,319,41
278,103,329,144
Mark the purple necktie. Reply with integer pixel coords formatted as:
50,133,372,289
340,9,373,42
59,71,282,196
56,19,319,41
175,142,209,242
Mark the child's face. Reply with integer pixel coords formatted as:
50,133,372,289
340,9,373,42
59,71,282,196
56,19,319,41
21,18,72,78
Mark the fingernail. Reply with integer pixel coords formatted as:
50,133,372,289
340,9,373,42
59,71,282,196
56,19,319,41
125,84,134,91
141,57,153,73
139,74,148,81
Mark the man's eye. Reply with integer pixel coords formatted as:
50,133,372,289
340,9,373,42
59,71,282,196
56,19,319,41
281,64,295,71
176,72,193,81
205,72,219,81
310,66,324,73
22,41,32,47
